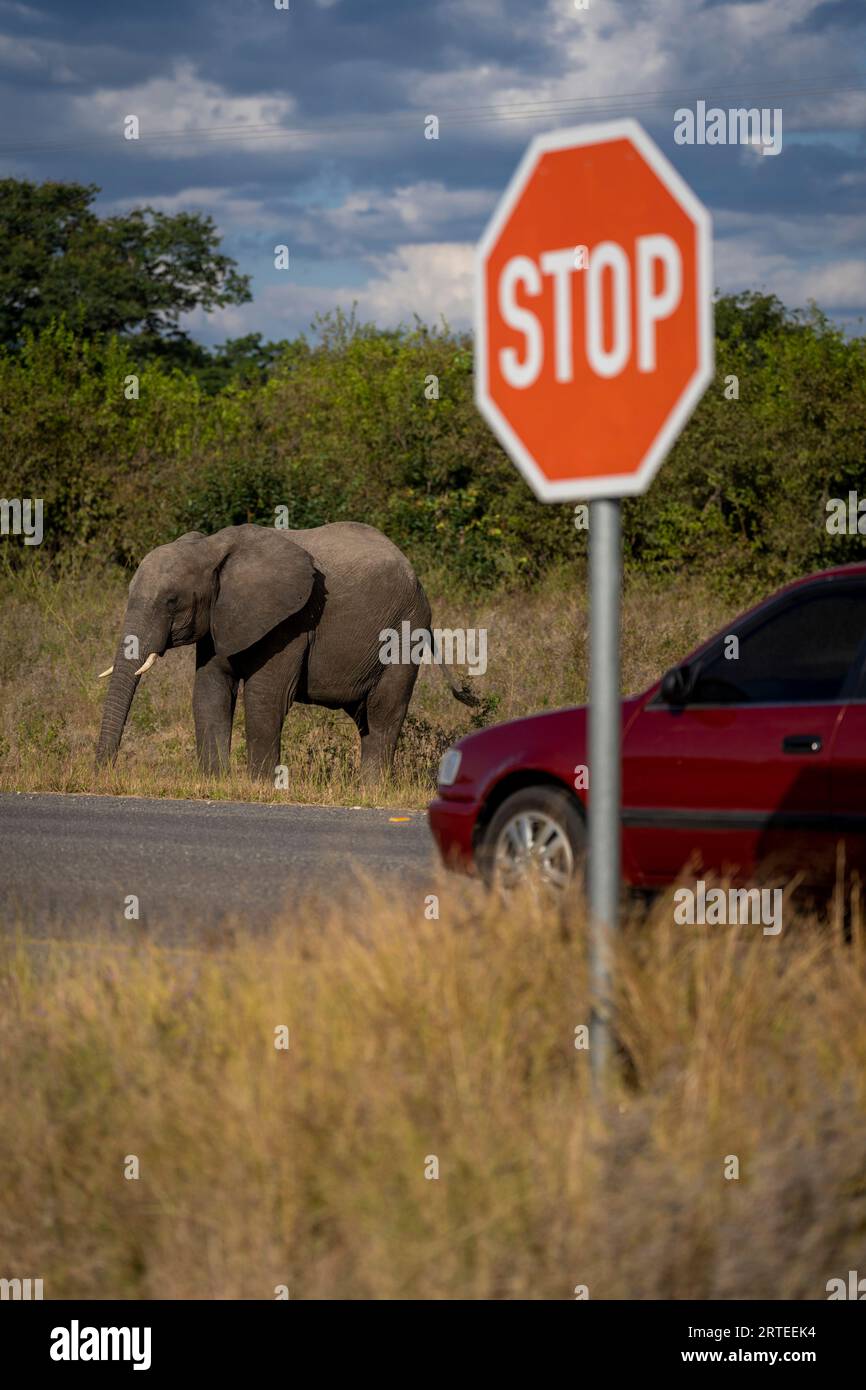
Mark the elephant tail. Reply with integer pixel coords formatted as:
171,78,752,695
438,662,480,708
409,599,481,707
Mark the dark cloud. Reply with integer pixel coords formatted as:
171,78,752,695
0,0,863,334
8,0,555,107
788,0,866,32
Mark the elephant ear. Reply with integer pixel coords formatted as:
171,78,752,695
210,525,316,658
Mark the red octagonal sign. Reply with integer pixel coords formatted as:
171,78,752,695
475,120,713,501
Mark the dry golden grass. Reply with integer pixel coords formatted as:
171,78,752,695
2,561,859,1301
1,877,864,1300
0,561,736,805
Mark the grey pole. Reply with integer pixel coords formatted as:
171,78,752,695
588,497,622,1090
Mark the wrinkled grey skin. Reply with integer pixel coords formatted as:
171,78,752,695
96,522,457,782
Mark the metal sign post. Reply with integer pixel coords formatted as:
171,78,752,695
588,499,622,1089
474,119,713,1098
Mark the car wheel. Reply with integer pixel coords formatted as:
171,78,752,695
478,786,585,895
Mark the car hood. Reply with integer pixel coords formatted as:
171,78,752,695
453,695,644,751
443,695,645,794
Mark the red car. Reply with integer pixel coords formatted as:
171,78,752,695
429,563,866,893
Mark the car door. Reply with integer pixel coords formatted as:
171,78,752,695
622,578,866,886
828,632,866,882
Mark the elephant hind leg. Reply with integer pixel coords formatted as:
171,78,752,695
354,659,420,784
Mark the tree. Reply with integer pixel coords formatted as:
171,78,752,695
714,290,801,344
0,179,251,351
193,333,297,393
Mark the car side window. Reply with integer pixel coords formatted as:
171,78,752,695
689,585,866,705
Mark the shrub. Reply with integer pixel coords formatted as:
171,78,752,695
3,297,864,593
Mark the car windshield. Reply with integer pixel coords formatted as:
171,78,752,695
690,584,866,704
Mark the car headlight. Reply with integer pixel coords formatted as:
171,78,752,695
438,747,462,787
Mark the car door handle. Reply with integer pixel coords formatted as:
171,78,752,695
782,734,822,754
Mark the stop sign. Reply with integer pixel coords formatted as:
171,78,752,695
475,120,713,500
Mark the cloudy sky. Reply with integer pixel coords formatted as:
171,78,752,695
1,0,864,343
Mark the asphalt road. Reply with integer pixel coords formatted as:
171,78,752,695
0,793,441,939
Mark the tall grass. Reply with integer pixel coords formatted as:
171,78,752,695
0,560,738,804
1,879,863,1299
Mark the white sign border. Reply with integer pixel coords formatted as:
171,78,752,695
474,118,714,502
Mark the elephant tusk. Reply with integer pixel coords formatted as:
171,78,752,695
134,652,160,677
98,666,114,679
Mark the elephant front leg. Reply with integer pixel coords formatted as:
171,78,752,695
242,667,294,783
193,638,239,775
242,633,307,782
243,685,287,782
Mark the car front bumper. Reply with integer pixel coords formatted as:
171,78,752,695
427,796,480,874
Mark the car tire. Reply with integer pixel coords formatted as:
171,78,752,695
477,785,585,894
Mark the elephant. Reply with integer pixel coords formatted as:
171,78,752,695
96,522,476,781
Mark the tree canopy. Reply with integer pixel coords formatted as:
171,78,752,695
0,178,251,352
3,299,864,595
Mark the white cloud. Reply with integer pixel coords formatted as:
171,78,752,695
782,259,866,309
283,181,496,253
0,29,78,81
0,32,41,69
323,182,493,236
107,177,493,263
188,205,866,347
185,240,475,343
425,0,866,144
102,185,277,231
70,61,302,157
714,208,866,312
0,2,46,18
351,242,474,326
73,0,866,338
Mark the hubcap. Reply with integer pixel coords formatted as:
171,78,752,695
493,810,574,893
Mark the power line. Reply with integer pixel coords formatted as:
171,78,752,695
0,76,862,159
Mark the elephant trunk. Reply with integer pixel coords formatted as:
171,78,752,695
95,616,164,767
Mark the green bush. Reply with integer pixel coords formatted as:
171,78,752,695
2,297,865,594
